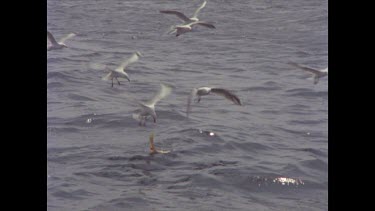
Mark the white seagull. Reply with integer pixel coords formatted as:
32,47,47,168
187,87,242,117
174,21,216,37
160,1,213,34
134,84,172,126
102,52,142,87
288,62,328,84
47,31,76,51
160,0,207,24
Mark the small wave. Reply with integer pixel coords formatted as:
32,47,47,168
47,71,69,79
47,81,64,89
288,119,323,125
51,189,94,200
243,86,280,92
66,93,98,101
285,88,328,98
300,158,327,171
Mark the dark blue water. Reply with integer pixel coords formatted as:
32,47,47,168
47,0,328,210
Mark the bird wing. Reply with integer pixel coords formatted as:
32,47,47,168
166,25,178,34
102,71,113,81
138,101,152,111
192,0,207,19
160,10,191,22
58,33,76,44
47,31,59,45
146,84,172,107
211,88,242,105
168,28,177,35
191,21,216,29
287,62,321,75
115,52,141,73
186,88,198,117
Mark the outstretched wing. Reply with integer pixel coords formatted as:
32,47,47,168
58,33,76,44
191,21,216,29
102,71,113,81
211,88,242,105
167,28,177,35
186,88,198,117
47,31,59,45
115,52,141,73
166,25,178,34
160,10,191,22
287,62,321,75
192,0,207,19
146,84,172,107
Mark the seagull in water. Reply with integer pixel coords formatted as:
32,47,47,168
47,31,76,51
134,84,172,126
187,87,242,117
102,52,142,87
160,1,213,34
288,62,328,84
174,21,216,37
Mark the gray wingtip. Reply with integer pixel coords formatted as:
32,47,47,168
135,51,143,57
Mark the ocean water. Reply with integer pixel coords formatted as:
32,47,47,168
47,0,328,210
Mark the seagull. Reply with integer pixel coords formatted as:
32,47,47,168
187,87,242,117
174,21,216,37
160,0,207,24
134,84,172,126
160,1,213,34
102,52,142,87
47,31,76,51
288,62,328,84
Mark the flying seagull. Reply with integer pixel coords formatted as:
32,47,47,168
174,21,216,37
160,1,213,34
288,62,328,84
134,84,172,126
102,52,142,87
160,0,207,24
47,31,76,51
187,87,242,117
